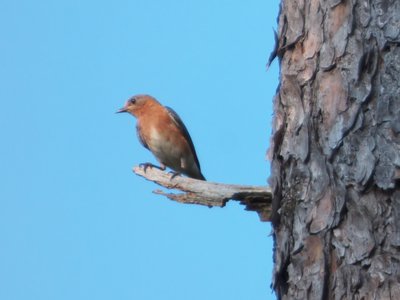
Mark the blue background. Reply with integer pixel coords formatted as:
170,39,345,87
1,1,279,299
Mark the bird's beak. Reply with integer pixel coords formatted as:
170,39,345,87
116,107,128,114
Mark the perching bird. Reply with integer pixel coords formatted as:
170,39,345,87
117,94,206,180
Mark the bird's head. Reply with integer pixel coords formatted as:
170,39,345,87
116,94,158,117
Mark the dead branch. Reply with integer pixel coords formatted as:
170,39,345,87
133,165,273,221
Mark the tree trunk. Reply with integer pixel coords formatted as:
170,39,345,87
269,0,400,299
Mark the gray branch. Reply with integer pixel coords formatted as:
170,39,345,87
133,165,273,221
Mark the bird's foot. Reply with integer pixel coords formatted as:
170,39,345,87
169,171,182,180
139,162,164,172
139,162,154,172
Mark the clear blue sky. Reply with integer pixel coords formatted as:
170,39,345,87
0,1,279,299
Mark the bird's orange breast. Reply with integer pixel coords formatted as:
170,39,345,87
138,107,191,166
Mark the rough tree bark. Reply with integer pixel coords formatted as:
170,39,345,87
269,0,400,299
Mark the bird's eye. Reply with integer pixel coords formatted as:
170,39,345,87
130,98,136,104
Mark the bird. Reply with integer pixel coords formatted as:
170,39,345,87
117,94,206,180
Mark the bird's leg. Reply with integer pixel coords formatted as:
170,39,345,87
139,162,165,172
139,162,155,172
169,171,182,180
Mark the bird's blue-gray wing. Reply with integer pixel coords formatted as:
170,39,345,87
165,106,202,171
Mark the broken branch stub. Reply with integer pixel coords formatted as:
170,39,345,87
133,165,273,221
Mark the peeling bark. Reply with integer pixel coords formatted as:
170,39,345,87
270,0,400,299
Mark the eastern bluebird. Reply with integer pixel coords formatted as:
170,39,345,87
117,94,206,180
